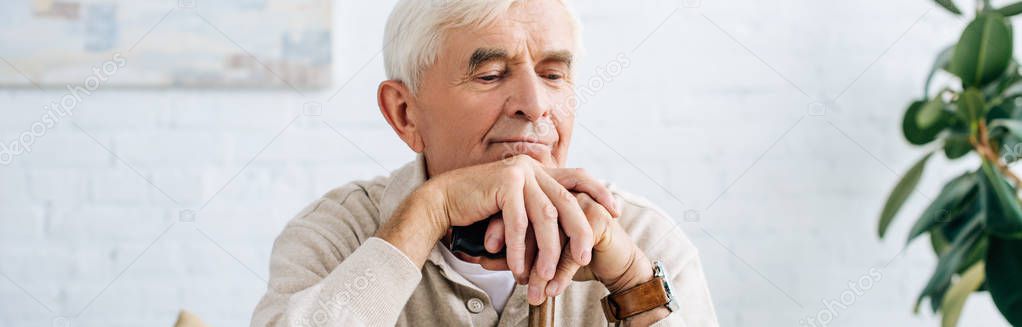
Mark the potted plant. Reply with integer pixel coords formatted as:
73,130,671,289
877,0,1022,326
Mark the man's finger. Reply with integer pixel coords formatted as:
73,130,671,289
536,170,593,266
545,167,620,217
528,258,551,306
576,192,612,254
523,177,560,282
548,243,581,297
499,174,529,278
484,217,505,254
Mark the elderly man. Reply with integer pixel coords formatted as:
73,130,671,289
252,0,717,326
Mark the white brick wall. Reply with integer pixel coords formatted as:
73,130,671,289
0,0,1015,326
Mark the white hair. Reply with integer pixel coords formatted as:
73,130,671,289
383,0,583,94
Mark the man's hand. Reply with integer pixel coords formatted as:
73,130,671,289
475,193,658,306
375,155,621,300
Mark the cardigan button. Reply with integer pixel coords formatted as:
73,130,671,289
466,297,485,313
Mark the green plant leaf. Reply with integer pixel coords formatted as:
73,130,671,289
996,2,1022,16
879,152,934,238
934,0,963,15
958,233,988,275
978,161,1022,238
984,61,1021,100
917,216,984,313
987,236,1022,325
943,132,973,159
1004,81,1022,100
904,101,946,145
918,97,948,128
917,273,952,314
940,261,985,327
950,13,1013,88
908,173,978,244
986,102,1013,123
926,46,956,98
932,227,951,255
989,119,1022,139
943,208,983,249
957,88,987,125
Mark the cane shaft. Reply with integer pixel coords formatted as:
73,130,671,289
528,296,555,327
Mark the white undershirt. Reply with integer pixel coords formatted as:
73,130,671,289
438,245,516,314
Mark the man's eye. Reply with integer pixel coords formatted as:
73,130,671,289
475,70,505,83
544,73,563,80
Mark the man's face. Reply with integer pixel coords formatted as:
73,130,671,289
411,0,577,177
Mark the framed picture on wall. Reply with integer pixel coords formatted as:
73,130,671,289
0,0,332,89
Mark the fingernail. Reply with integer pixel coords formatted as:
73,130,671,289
529,285,541,304
545,265,556,279
581,250,591,265
546,281,558,296
485,233,498,252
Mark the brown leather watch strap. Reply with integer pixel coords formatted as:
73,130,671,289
600,277,671,323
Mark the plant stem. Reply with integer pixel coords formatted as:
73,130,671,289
973,120,1022,187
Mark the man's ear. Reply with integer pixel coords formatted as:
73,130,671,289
378,80,425,153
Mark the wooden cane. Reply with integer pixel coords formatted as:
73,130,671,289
528,297,556,327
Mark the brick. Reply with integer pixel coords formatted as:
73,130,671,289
27,169,89,205
112,131,232,167
0,205,45,241
1,131,113,168
88,168,156,204
46,205,171,243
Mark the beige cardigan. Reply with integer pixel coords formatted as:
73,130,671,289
251,156,719,326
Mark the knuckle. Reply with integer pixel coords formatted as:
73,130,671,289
557,263,577,274
576,191,593,203
540,242,562,254
506,241,527,253
509,221,529,236
558,174,577,187
557,188,575,202
536,213,558,225
512,154,535,167
503,166,526,182
584,203,610,219
542,203,559,221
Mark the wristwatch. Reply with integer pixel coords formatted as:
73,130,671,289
600,260,678,324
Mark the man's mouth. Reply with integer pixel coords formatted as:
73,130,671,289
490,138,552,150
489,137,553,159
491,138,550,146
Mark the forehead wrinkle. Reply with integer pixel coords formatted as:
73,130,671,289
449,2,576,77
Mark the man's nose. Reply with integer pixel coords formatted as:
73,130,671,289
506,72,552,121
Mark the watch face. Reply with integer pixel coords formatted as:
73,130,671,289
662,277,675,301
653,260,677,312
653,260,667,278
